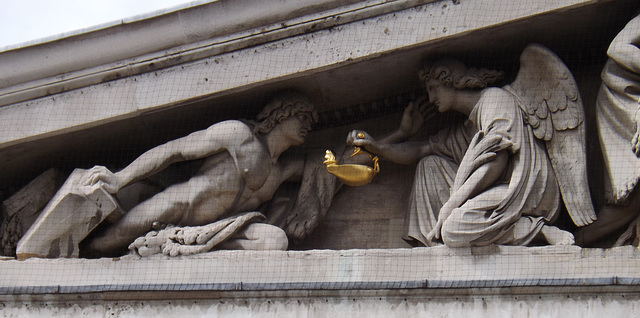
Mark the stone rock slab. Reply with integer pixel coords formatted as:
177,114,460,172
15,169,121,260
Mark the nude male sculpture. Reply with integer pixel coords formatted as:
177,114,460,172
81,91,318,256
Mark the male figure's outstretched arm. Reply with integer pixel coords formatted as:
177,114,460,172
82,120,253,193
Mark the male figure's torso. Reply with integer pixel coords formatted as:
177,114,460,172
180,122,287,225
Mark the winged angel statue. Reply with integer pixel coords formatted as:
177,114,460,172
347,44,596,247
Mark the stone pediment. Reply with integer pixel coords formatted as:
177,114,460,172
1,0,640,315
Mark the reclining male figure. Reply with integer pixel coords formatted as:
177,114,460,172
82,92,318,256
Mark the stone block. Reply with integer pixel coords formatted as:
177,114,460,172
15,169,121,260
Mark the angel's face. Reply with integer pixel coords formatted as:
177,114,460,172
425,79,456,113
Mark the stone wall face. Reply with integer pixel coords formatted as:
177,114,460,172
2,293,638,317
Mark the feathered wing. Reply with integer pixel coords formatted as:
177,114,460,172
506,43,596,227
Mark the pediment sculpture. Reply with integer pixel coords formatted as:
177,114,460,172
347,43,595,247
6,14,640,257
16,91,330,258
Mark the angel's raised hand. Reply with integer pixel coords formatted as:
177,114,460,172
399,97,429,137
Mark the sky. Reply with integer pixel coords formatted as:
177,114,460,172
0,0,198,49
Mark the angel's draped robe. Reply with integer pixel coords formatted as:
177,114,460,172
405,87,562,247
596,14,640,205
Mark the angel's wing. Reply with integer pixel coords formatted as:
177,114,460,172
506,43,596,227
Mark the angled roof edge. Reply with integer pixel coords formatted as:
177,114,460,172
0,0,213,52
0,0,432,107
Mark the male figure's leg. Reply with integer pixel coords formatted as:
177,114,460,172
219,223,288,250
86,176,211,255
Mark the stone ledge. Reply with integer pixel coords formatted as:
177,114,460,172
2,246,639,298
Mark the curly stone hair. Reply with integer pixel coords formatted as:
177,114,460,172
418,58,503,90
253,91,319,134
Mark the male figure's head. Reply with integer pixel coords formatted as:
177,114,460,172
253,91,318,145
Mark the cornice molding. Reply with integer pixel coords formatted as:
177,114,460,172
0,0,436,107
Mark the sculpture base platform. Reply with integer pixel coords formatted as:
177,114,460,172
0,246,639,316
4,245,640,294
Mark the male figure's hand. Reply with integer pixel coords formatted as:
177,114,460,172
81,166,124,194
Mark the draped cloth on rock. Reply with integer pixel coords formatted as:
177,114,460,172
404,88,561,247
129,212,266,257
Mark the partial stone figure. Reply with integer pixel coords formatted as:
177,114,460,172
348,44,596,247
575,15,640,246
17,91,318,258
0,169,64,256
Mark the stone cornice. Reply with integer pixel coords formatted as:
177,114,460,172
0,0,613,151
0,0,436,107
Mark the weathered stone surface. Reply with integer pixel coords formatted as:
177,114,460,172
15,169,121,260
0,292,638,317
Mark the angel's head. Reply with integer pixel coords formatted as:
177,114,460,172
418,59,503,113
418,59,503,90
